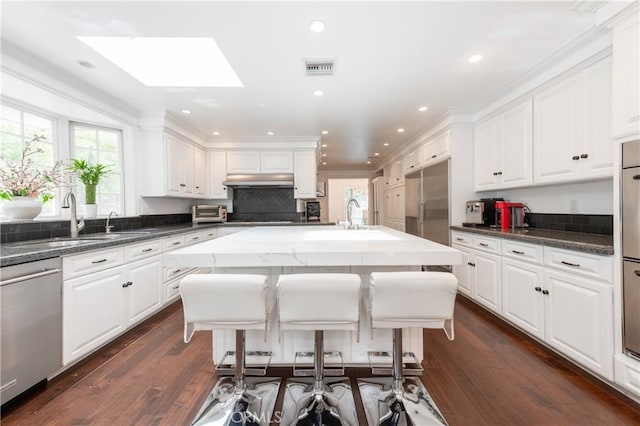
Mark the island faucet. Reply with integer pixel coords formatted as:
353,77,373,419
345,198,361,229
61,191,85,238
105,211,117,233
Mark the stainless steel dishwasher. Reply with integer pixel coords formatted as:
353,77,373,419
1,257,62,405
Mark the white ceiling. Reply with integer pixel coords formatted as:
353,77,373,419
1,1,598,170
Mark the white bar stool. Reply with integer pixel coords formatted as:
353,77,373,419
180,274,280,426
358,271,458,426
277,273,361,426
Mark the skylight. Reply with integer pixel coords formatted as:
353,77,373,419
76,36,243,87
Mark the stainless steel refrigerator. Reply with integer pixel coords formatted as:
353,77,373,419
405,160,449,246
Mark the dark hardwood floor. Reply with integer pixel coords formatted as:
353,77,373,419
2,297,639,425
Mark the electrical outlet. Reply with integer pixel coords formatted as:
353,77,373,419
569,199,578,213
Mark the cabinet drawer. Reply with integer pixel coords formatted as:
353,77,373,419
451,231,472,247
501,240,543,264
164,265,196,282
164,278,183,304
198,228,218,241
163,235,185,251
473,236,500,253
63,247,125,280
125,240,163,263
184,232,205,246
544,247,613,283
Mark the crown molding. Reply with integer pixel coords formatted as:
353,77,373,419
596,0,639,26
1,42,139,126
207,137,320,151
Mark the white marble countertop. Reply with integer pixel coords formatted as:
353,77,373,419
166,225,461,267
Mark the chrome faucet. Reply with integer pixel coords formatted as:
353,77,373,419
345,198,361,229
61,192,85,238
105,211,117,233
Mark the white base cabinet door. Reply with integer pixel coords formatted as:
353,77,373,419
473,251,502,314
543,269,614,379
502,258,544,339
63,268,127,365
126,256,163,327
452,244,472,296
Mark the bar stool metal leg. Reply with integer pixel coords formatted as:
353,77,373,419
191,330,281,426
281,331,358,426
358,329,448,426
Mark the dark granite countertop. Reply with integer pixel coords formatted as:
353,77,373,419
0,221,334,267
450,225,613,256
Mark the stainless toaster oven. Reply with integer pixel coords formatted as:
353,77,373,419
192,205,227,223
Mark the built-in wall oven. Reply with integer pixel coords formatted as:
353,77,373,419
622,139,640,359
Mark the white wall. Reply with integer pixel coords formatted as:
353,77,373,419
480,178,614,215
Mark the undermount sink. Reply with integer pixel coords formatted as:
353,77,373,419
91,231,152,239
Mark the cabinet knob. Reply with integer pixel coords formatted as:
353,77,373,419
432,155,437,159
497,171,502,175
572,155,580,161
534,286,542,292
580,153,588,159
179,183,186,187
542,289,549,295
493,172,498,176
634,270,640,277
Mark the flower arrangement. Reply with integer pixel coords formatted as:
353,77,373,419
68,158,111,205
0,135,69,203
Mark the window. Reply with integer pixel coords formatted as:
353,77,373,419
0,104,58,216
70,123,124,215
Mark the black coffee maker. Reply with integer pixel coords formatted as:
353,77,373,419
305,201,321,221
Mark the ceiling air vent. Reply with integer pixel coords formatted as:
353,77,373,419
305,60,334,76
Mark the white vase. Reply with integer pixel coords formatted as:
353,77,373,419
1,196,43,220
82,204,98,218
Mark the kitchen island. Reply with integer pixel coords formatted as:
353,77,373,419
166,225,461,365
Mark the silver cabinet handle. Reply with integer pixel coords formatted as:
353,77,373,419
0,268,61,286
561,260,580,267
142,248,153,252
172,285,179,290
92,258,108,264
479,242,489,247
455,238,464,242
171,241,181,246
511,250,525,255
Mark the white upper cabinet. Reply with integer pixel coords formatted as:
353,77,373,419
208,151,229,199
193,146,206,198
612,13,639,138
261,151,293,173
293,150,316,199
165,133,196,197
227,151,261,173
474,98,532,191
227,151,293,174
533,59,612,185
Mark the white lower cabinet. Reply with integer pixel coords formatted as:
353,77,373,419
63,266,127,365
452,230,614,380
502,258,545,339
543,269,613,379
126,256,163,326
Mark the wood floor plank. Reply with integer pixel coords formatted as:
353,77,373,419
2,296,639,425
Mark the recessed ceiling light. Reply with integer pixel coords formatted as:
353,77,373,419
418,106,428,112
212,131,220,136
313,90,324,97
383,143,390,146
76,59,96,69
321,153,327,157
310,20,326,33
468,54,483,63
322,161,327,165
322,144,328,148
181,109,192,114
374,153,380,156
76,36,244,87
267,131,274,136
322,130,329,135
397,128,405,133
366,161,372,164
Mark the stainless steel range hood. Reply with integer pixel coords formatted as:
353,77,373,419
222,173,294,187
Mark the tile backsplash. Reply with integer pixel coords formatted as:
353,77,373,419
228,188,302,222
526,213,613,235
0,214,191,244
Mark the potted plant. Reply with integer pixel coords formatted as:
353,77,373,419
0,135,69,220
68,158,111,218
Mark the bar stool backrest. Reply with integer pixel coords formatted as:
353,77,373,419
180,274,268,342
370,271,457,338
